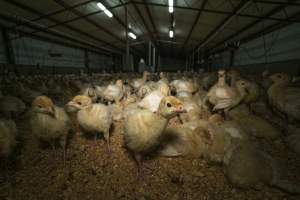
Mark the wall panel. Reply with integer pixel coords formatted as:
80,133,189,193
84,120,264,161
11,35,85,68
0,29,7,64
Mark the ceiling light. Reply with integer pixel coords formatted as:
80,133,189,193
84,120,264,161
97,2,113,18
129,32,137,40
169,30,174,38
168,0,174,13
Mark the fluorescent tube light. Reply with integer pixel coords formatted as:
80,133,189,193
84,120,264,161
97,2,113,18
129,32,137,39
168,0,174,13
169,30,174,38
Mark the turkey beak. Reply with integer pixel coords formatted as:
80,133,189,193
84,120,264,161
67,100,74,106
46,107,55,117
268,75,275,82
66,101,77,109
174,106,187,113
245,88,249,94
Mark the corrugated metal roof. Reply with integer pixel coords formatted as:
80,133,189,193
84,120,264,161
0,0,299,57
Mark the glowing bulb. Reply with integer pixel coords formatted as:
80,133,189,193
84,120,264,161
129,32,137,39
97,2,113,18
169,30,174,38
168,0,174,13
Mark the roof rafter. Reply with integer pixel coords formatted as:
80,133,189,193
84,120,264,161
130,0,162,52
0,11,113,55
179,0,209,53
211,9,300,55
142,0,165,54
254,0,300,6
12,0,95,29
193,0,252,52
5,0,122,53
208,0,299,52
131,1,300,23
101,0,127,29
241,10,300,43
53,0,123,43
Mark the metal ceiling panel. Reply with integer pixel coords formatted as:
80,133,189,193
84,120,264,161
0,0,299,56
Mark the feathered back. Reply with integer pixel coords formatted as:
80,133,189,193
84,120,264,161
0,119,17,157
70,95,92,108
32,96,54,108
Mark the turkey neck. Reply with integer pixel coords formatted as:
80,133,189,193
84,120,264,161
156,108,173,123
272,79,289,88
80,104,93,113
230,75,237,86
268,79,289,96
230,85,248,108
218,76,226,87
142,73,148,82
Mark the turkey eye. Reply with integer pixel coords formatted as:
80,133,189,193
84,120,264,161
38,105,42,108
78,102,82,105
167,103,172,107
241,82,245,86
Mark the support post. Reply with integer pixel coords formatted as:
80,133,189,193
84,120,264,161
125,4,130,71
2,28,17,74
2,28,15,64
192,51,195,70
152,46,156,72
158,54,161,72
84,50,89,73
148,41,152,68
229,50,235,67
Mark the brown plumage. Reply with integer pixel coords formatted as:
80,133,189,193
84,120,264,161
0,119,17,158
285,134,300,156
0,95,26,119
130,71,151,91
229,105,281,140
224,140,300,194
268,73,300,122
103,79,124,103
124,96,186,174
67,95,113,151
31,96,70,164
205,70,250,115
158,114,248,162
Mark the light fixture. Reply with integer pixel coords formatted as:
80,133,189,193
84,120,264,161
97,2,113,18
169,30,174,38
168,0,174,13
128,32,137,40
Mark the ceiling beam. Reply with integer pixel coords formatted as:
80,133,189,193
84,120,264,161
179,0,208,53
6,26,110,56
194,0,252,52
254,0,300,6
143,0,158,40
5,0,122,53
130,0,162,53
208,0,298,52
101,1,127,29
53,0,123,43
211,9,300,55
11,0,95,29
116,0,148,54
241,10,300,44
130,0,151,38
54,0,143,57
142,0,165,54
131,1,300,23
8,3,127,42
0,11,113,56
